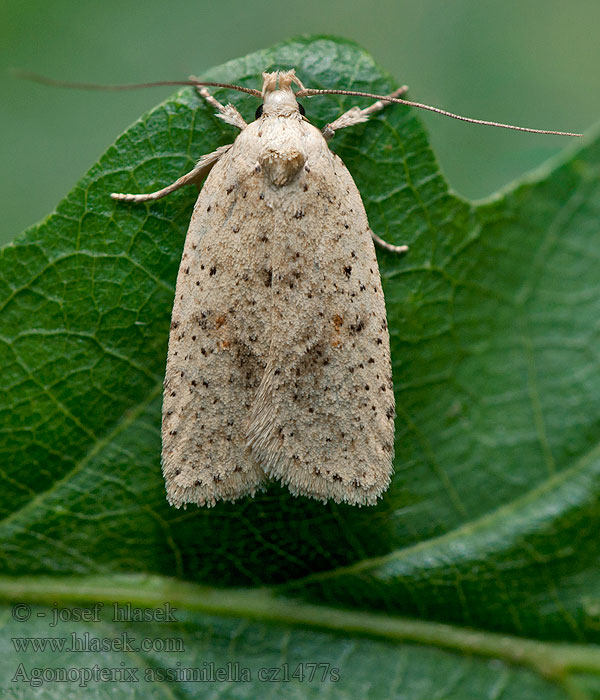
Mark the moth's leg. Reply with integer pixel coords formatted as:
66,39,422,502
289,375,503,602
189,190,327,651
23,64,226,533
111,144,232,202
191,78,248,131
370,230,409,255
322,85,409,141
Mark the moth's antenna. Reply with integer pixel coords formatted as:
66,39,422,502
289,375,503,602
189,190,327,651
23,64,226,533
14,70,583,137
295,87,583,137
11,70,263,98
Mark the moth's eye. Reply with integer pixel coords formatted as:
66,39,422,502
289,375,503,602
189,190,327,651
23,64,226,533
255,104,264,119
298,102,306,116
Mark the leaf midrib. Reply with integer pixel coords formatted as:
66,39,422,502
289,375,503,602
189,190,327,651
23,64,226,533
0,573,599,683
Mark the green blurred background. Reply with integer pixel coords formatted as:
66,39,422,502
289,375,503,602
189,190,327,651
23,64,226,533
1,0,599,245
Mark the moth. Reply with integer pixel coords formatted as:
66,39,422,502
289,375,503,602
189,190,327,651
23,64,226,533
107,69,580,508
112,70,409,507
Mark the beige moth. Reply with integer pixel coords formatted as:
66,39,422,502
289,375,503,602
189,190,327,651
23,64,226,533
112,70,407,507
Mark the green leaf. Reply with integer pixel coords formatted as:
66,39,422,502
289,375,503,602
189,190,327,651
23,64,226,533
1,35,600,699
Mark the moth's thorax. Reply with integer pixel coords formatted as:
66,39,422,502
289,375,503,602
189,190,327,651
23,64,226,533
256,116,308,187
261,88,301,118
236,107,326,188
238,69,326,189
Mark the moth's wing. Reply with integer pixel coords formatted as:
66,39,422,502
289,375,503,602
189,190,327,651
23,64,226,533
247,142,396,506
162,153,271,507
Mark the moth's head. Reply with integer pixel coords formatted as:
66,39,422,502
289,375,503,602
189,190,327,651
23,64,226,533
255,70,306,120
